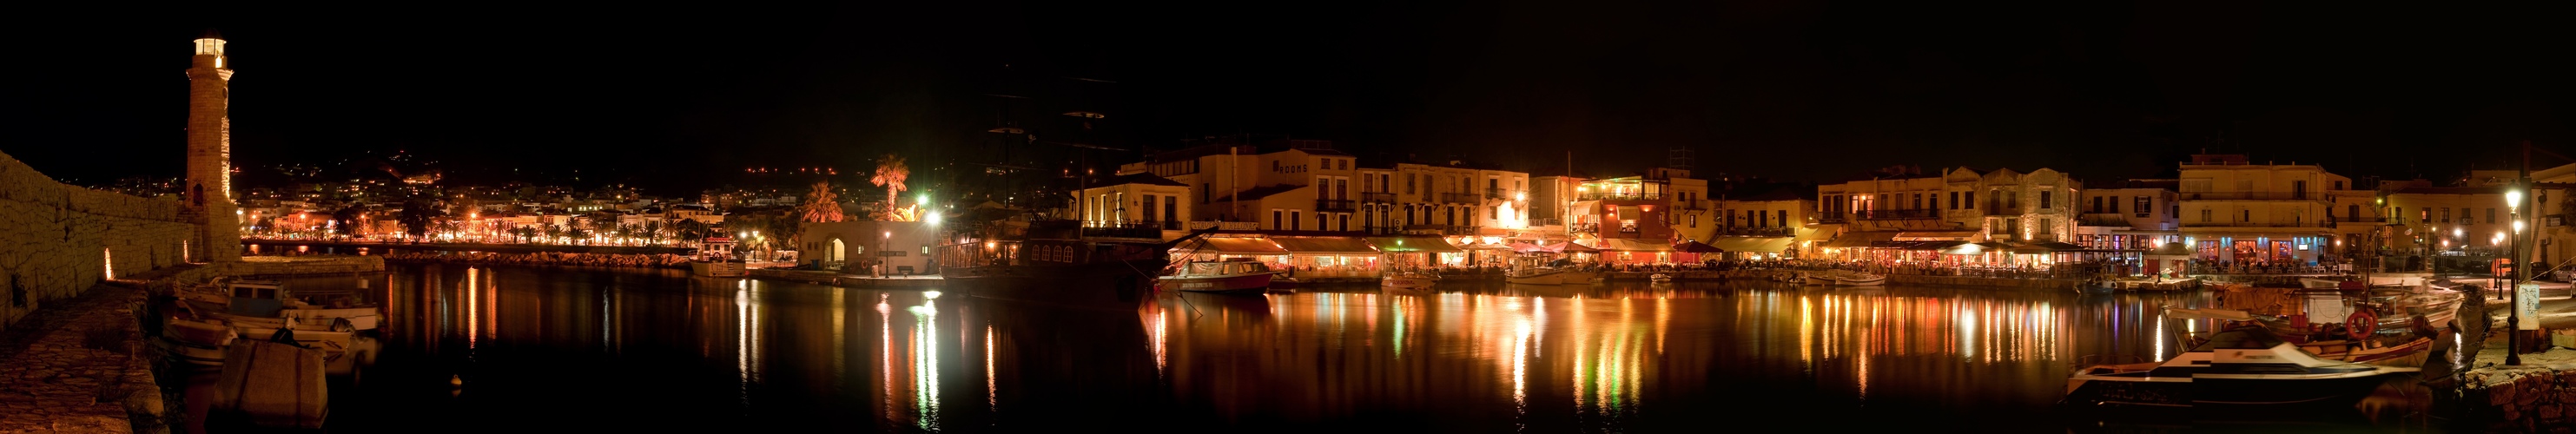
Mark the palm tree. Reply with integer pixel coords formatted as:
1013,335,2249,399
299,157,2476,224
871,155,911,220
800,181,846,223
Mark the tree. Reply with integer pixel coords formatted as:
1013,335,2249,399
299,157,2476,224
643,220,663,245
399,199,446,240
331,204,366,236
871,155,913,221
799,181,846,223
543,224,565,243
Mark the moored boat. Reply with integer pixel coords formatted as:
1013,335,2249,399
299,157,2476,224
2063,323,2420,409
1382,270,1440,289
1505,267,1564,285
1806,270,1885,286
1160,258,1278,295
688,237,749,278
939,221,1211,311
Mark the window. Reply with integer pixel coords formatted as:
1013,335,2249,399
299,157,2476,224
1779,210,1789,227
2091,196,2104,214
2442,207,2451,223
1489,206,1498,220
1929,194,1938,210
2136,196,2151,218
2488,207,2497,224
1949,192,1959,209
1964,192,1975,211
921,246,932,254
1292,211,1303,230
2460,207,2471,223
1406,174,1417,194
2039,191,2051,208
1913,194,1923,210
2242,209,2250,222
2348,205,2360,222
2109,196,2121,214
1271,209,1282,230
2201,209,2211,222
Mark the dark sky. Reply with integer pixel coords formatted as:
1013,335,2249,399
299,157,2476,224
8,2,2576,195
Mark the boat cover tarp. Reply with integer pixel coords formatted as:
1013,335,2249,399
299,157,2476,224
1184,237,1289,255
1368,236,1464,253
1707,238,1792,253
1269,236,1380,254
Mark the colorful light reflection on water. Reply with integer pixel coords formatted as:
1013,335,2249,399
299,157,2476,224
280,265,2448,432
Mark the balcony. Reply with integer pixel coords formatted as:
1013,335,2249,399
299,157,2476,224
1080,221,1162,239
1485,187,1525,201
1439,192,1479,204
2179,192,2319,201
1816,215,1848,224
2178,220,2338,228
1315,199,1356,212
1403,224,1481,236
1578,192,1663,201
1716,227,1793,237
1681,200,1707,210
1857,209,1940,220
2343,216,2388,223
1360,192,1397,203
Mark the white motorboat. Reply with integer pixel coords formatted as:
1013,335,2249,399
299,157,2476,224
215,279,380,332
690,236,749,277
1649,273,1674,283
1160,258,1279,295
2063,322,2421,409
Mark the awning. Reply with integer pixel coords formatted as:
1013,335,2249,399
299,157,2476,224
1824,231,1902,248
1508,241,1549,253
2144,241,2194,258
1368,236,1463,253
1905,240,1969,251
1708,238,1793,253
1179,237,1289,255
1269,236,1379,255
1675,240,1726,253
1894,231,1978,240
2010,241,2085,253
1547,241,1600,253
1598,239,1674,251
1937,241,2011,255
1792,229,1834,242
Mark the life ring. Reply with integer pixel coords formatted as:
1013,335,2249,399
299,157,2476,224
2347,311,2378,337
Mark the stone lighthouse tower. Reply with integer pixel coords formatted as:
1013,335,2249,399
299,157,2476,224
186,29,240,262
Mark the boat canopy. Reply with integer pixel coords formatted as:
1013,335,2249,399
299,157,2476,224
1270,236,1380,255
1367,236,1463,253
1181,237,1290,255
2195,325,2290,351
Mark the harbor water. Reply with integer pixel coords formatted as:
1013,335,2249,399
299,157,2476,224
183,264,2460,432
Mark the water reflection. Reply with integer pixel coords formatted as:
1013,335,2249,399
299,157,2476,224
301,266,2444,432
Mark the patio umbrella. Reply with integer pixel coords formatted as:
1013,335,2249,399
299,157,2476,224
1674,240,1726,253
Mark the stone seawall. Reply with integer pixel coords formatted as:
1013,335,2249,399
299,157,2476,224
1886,274,2085,291
2452,349,2576,432
0,151,194,328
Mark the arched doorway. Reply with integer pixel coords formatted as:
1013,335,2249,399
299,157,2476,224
828,238,846,262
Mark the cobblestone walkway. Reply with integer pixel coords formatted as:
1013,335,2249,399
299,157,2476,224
0,280,165,434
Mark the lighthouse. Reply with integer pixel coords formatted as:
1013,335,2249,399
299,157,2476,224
187,29,240,262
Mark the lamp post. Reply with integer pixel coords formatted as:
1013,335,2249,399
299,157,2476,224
2507,184,2526,365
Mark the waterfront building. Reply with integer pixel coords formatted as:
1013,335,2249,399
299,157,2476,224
2381,185,2512,274
1565,168,1704,265
1708,188,1820,260
800,220,939,274
1127,137,1359,232
1073,172,1193,239
2174,154,2347,266
2076,180,2180,251
1813,168,1945,260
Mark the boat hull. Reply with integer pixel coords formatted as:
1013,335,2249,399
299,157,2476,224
690,260,747,278
1505,271,1563,285
945,260,1160,311
1161,273,1275,295
2190,372,2400,408
1383,275,1438,289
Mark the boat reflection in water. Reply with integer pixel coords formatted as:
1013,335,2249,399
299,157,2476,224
299,265,2444,432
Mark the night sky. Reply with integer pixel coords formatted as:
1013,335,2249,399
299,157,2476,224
7,2,2576,195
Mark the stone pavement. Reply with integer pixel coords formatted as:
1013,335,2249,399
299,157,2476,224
0,280,168,434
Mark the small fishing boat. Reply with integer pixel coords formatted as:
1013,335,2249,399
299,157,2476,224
1806,270,1885,286
689,237,749,278
1159,258,1278,295
1649,273,1674,283
1382,270,1440,289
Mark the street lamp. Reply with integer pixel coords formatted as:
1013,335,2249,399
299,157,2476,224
2507,185,2526,365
